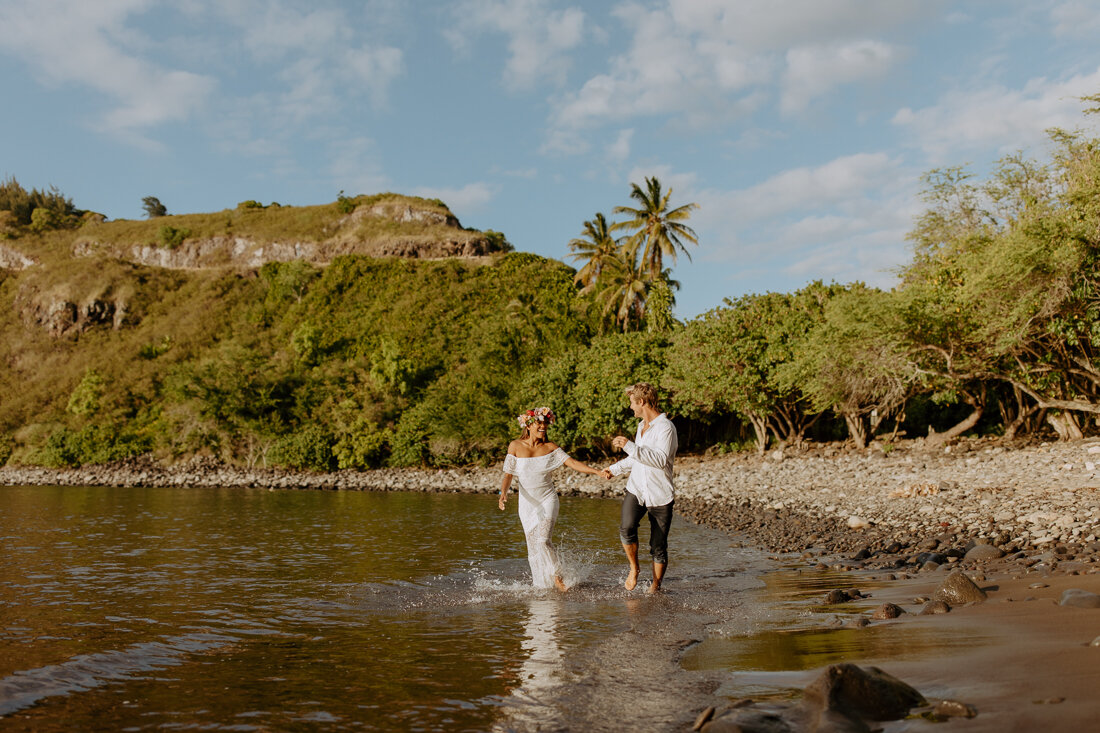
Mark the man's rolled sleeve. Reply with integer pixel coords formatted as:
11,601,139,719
608,456,632,476
624,424,675,469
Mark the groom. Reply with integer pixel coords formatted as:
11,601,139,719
601,382,678,593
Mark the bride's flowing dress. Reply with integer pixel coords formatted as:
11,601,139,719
502,448,569,588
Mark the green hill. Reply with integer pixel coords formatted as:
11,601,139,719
0,192,592,469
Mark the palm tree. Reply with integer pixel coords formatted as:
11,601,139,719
594,248,650,332
567,212,620,293
612,176,699,280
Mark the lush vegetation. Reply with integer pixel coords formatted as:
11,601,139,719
3,98,1100,470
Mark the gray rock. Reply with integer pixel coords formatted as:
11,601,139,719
824,589,854,604
802,663,927,722
918,600,951,615
1059,589,1100,608
933,570,988,605
702,706,796,733
963,544,1005,561
871,603,905,620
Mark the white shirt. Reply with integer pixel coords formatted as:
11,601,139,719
608,413,677,507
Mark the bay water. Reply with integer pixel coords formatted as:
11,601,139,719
1,484,918,731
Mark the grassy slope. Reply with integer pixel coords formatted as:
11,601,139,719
0,196,586,467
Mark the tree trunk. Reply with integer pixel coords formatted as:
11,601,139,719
927,385,985,445
1045,411,1084,441
748,413,769,455
843,413,868,449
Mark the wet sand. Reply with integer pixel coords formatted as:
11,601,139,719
710,567,1100,732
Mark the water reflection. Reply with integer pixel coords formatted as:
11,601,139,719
493,597,565,731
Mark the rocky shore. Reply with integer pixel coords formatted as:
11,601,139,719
4,435,1100,577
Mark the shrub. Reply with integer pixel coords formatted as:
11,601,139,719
0,434,12,466
389,402,433,466
35,424,152,467
269,424,336,471
336,190,356,214
333,418,392,469
158,225,191,249
29,207,61,232
138,336,173,360
67,369,106,416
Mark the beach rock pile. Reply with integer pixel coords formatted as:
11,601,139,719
669,437,1100,574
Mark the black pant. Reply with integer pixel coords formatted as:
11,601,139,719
619,493,673,565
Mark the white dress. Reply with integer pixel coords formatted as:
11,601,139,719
502,448,569,588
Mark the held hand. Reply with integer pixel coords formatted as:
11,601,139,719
611,435,628,451
600,469,613,480
498,493,507,510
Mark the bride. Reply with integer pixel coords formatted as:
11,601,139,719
498,407,603,590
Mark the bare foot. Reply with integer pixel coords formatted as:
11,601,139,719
624,567,639,591
554,575,568,592
646,582,661,595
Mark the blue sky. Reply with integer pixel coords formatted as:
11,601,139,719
3,0,1100,319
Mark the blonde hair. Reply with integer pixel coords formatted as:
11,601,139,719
624,382,659,408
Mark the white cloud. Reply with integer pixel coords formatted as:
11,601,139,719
606,129,634,165
412,182,497,212
0,0,214,145
329,137,391,197
689,152,921,293
892,67,1100,161
698,152,900,224
1049,0,1100,39
666,0,936,50
234,4,348,61
781,40,897,114
548,0,925,141
447,0,586,90
341,45,405,105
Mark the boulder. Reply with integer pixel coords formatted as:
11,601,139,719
963,544,1005,561
933,571,987,605
824,589,856,604
1059,589,1100,609
802,664,927,722
918,600,951,615
701,707,797,733
871,603,905,620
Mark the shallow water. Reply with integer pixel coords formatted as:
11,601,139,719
0,486,776,731
1,486,995,730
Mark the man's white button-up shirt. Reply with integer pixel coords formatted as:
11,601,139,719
608,413,677,507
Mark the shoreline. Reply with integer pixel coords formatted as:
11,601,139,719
4,435,1098,563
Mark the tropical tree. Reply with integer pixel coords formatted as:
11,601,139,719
779,285,916,448
664,284,837,453
613,176,699,279
567,212,620,293
593,247,650,332
142,196,167,218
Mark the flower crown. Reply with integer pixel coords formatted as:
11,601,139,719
517,407,556,429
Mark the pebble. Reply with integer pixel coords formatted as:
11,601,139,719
932,700,978,718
